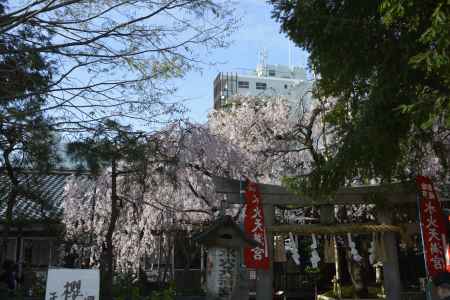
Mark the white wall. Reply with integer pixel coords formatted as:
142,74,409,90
227,74,313,110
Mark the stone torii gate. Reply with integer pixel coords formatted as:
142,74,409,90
212,176,427,300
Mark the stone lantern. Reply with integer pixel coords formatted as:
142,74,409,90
193,215,258,300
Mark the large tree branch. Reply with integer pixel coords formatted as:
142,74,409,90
0,0,195,54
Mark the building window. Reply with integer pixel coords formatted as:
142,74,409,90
23,239,53,267
268,70,276,76
256,82,267,90
0,239,16,262
284,84,288,89
238,81,249,88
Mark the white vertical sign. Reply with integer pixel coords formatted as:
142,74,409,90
45,268,100,300
206,247,237,300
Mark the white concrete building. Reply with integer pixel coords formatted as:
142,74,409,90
213,63,313,110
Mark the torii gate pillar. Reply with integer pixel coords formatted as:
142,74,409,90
377,207,402,300
256,204,274,300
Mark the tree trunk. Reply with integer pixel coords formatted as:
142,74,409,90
102,159,119,300
157,234,163,287
162,236,171,285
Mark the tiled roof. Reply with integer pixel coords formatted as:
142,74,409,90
0,171,79,223
192,215,259,247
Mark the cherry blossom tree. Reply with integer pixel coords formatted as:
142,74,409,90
62,123,246,288
208,95,327,184
62,95,331,292
63,119,173,298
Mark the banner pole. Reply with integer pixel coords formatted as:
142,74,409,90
417,191,433,300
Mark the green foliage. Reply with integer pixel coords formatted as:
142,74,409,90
0,285,46,300
150,284,175,300
304,266,320,276
380,0,450,126
270,0,450,194
32,275,47,298
0,1,57,235
282,157,345,199
111,276,176,300
112,272,143,300
66,119,160,175
0,0,57,171
321,285,383,299
114,286,142,300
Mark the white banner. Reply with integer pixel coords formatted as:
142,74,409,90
45,268,100,300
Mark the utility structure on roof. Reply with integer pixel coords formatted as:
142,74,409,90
213,53,313,110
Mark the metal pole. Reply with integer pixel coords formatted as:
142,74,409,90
417,194,433,300
333,235,341,298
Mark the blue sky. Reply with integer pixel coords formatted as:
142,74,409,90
175,1,310,123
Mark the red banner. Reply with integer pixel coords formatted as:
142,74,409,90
244,180,269,269
416,176,448,277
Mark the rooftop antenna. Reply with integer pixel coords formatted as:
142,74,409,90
288,40,292,71
259,48,268,77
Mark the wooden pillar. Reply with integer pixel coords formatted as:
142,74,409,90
377,207,401,300
320,205,341,296
235,218,249,300
256,204,274,300
16,228,22,279
319,204,334,225
231,250,249,300
333,235,342,298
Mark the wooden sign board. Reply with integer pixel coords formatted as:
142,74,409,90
45,268,100,300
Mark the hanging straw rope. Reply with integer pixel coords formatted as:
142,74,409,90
267,223,401,235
